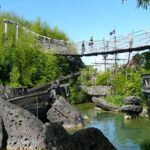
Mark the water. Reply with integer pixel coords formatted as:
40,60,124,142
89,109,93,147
76,103,150,150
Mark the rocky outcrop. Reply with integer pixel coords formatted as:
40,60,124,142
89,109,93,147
0,97,47,149
0,97,116,150
81,85,112,96
0,85,85,127
92,97,119,111
70,128,116,150
47,96,85,128
0,117,3,148
121,96,143,119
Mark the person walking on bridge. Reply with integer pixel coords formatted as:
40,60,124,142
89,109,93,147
81,40,85,54
89,36,94,50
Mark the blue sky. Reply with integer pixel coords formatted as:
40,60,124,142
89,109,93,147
1,0,150,42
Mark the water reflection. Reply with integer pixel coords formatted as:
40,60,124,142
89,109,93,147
80,108,150,150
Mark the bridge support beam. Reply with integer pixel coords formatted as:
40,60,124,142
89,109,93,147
4,21,8,34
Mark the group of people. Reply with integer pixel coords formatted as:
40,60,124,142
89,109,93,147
81,36,94,54
81,35,133,55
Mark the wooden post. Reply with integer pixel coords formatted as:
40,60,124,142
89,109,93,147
4,21,8,34
114,53,117,73
114,35,117,50
103,39,105,52
48,38,51,49
43,36,46,49
16,24,19,40
103,54,107,71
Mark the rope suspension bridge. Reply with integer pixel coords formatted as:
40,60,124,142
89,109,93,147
3,19,150,57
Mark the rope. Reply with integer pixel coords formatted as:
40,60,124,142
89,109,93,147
3,18,150,56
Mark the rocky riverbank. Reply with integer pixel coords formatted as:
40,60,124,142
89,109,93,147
0,97,116,150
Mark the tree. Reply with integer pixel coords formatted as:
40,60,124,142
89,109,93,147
122,0,150,9
133,51,150,70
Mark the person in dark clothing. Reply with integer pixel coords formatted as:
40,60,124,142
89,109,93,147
89,36,94,49
81,40,85,54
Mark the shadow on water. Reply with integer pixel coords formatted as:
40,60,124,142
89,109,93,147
76,103,150,150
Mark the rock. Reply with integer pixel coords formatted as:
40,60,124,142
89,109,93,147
0,98,46,149
0,97,116,150
92,97,119,111
121,105,143,114
0,117,3,148
47,96,85,128
121,96,143,119
80,85,112,96
70,128,116,150
139,108,149,118
123,96,141,105
124,114,132,120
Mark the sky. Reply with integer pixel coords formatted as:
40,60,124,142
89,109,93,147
1,0,150,69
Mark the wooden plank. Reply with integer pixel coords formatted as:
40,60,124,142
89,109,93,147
55,45,150,56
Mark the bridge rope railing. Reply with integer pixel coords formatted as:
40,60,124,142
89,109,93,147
3,19,150,56
3,18,76,55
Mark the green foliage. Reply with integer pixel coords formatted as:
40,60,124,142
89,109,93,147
96,70,110,85
70,86,90,104
69,78,90,104
105,95,124,106
0,12,80,87
78,67,96,86
31,17,68,41
9,66,20,87
111,68,144,97
133,51,150,70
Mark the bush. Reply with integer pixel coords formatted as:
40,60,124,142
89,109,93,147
105,95,124,106
96,70,110,85
78,67,96,86
0,12,81,87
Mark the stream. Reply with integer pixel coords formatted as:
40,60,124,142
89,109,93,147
75,103,150,150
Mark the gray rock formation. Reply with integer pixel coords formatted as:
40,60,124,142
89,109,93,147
123,96,141,105
0,85,85,127
0,117,3,148
47,96,85,128
0,97,46,149
43,123,116,150
80,85,112,96
70,128,116,150
121,96,143,119
92,97,119,111
0,97,116,150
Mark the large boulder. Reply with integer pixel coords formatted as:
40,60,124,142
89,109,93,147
0,97,116,150
121,96,143,119
121,105,143,114
0,117,2,148
0,97,46,149
70,128,116,150
123,96,141,105
81,85,112,96
47,96,85,128
92,97,119,111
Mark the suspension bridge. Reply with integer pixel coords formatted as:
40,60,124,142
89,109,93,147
3,19,150,57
